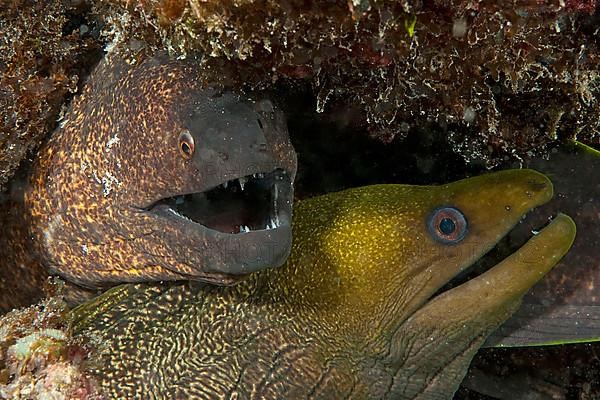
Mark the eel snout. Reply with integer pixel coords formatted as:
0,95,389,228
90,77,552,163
407,213,576,333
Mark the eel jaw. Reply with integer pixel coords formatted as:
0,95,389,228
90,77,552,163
145,168,294,276
149,168,292,235
387,214,576,398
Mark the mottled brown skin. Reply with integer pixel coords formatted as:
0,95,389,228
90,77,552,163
73,170,576,399
0,54,297,312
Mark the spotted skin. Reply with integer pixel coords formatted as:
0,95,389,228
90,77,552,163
0,54,297,312
73,169,576,399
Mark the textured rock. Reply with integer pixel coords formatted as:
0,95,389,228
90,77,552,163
0,286,102,399
91,0,599,166
0,0,102,190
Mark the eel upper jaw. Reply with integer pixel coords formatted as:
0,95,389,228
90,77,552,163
143,168,294,275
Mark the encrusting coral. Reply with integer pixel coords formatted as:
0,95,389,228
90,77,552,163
1,1,597,187
0,282,102,399
91,0,599,165
0,0,102,190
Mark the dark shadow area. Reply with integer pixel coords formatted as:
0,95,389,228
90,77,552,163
276,84,485,199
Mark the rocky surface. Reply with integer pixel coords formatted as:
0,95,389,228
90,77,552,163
1,1,598,191
91,0,599,165
0,282,102,400
0,0,102,190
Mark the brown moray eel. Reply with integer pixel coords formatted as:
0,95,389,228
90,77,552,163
0,55,297,312
72,169,576,399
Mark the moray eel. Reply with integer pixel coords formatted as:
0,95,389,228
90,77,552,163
72,169,576,399
0,54,297,312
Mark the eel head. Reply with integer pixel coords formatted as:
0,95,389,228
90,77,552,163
28,57,297,289
139,91,297,280
285,169,576,397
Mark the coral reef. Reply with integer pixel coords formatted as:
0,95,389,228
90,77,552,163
0,0,102,190
91,0,599,166
0,285,101,399
1,1,597,188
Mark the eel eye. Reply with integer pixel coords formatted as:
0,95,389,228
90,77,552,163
178,130,195,160
427,206,468,244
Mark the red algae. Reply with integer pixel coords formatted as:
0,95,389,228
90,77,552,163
1,1,597,174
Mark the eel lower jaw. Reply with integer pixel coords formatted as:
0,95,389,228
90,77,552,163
147,168,293,236
141,168,294,276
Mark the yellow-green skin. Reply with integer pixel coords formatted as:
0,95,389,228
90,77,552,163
73,169,576,399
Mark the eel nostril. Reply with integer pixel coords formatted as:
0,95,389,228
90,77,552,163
252,142,268,152
527,179,548,191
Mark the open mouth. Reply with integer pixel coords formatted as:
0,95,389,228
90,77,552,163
432,214,553,299
150,169,292,234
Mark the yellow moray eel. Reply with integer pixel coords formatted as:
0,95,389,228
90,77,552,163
72,169,576,399
0,54,297,312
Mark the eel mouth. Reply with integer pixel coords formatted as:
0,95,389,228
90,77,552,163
431,213,556,300
149,168,292,234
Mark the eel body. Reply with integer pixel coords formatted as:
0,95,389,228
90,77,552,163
73,169,576,399
0,54,297,312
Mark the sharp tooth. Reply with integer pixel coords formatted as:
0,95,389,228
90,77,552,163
258,173,264,178
239,177,247,190
168,208,192,222
272,183,279,217
222,181,228,189
243,225,250,232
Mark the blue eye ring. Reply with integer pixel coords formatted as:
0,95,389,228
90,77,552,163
427,206,468,244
